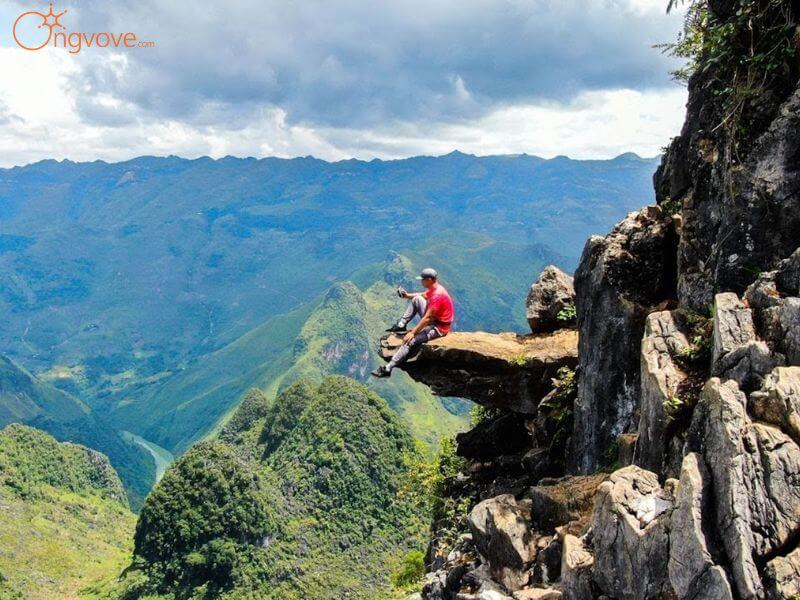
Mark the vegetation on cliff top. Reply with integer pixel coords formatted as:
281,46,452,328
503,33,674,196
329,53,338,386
664,0,797,153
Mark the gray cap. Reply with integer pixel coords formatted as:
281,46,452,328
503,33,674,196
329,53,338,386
416,267,438,280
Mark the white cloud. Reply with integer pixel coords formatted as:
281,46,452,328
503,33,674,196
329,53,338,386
0,0,688,166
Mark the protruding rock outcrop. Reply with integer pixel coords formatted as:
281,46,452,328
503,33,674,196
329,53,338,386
711,292,776,390
468,495,538,591
635,310,690,473
571,206,678,473
668,453,733,600
687,377,800,599
526,266,575,333
380,330,578,413
590,466,674,600
749,366,800,445
745,260,800,367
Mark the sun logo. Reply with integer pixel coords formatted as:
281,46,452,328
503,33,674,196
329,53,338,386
13,3,68,51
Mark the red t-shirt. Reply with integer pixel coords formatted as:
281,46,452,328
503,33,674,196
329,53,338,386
425,284,454,334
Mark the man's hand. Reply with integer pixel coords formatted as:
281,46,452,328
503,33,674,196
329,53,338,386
402,331,415,344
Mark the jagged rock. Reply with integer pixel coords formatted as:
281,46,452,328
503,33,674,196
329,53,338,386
521,448,551,481
716,340,777,392
712,292,757,368
467,495,538,591
777,298,800,365
711,293,776,389
461,563,515,599
776,248,800,296
668,452,733,600
422,571,449,599
423,533,480,599
687,378,800,599
530,536,562,585
590,466,674,600
560,534,594,600
571,206,678,473
380,331,578,413
655,68,800,312
526,266,575,333
617,433,637,467
749,366,800,445
457,413,532,460
745,273,800,366
635,310,690,472
526,475,608,534
763,546,800,600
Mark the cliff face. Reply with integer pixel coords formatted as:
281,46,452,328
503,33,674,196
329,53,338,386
402,3,800,598
654,0,800,311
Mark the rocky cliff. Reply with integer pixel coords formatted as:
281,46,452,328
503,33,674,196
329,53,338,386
394,3,800,597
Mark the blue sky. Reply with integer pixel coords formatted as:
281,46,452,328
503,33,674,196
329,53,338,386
0,0,687,166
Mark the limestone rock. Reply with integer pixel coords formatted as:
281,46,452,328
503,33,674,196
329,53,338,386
461,564,516,599
655,75,800,312
775,247,800,296
688,378,800,599
590,466,674,600
711,293,777,390
560,534,594,600
635,310,690,472
668,452,733,600
712,292,757,368
749,366,800,445
526,266,575,333
526,475,608,535
457,412,532,460
467,495,538,591
521,447,551,481
777,297,800,365
571,206,678,473
380,330,578,413
763,546,800,600
745,273,800,366
617,433,638,467
530,536,562,585
716,341,777,392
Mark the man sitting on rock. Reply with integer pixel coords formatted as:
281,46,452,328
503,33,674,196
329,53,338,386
371,267,454,378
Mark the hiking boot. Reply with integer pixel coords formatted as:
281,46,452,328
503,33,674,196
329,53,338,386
385,323,407,333
371,366,391,378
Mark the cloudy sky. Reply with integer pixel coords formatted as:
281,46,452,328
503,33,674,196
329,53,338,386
0,0,687,167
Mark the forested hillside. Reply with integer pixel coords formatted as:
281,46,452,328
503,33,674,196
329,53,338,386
113,377,432,599
0,424,136,599
0,355,154,509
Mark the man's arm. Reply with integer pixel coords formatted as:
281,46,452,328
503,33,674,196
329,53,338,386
401,290,425,299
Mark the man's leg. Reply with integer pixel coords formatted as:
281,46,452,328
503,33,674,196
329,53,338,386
388,295,427,332
385,325,442,372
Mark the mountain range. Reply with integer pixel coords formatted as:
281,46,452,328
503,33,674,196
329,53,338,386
0,151,659,501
